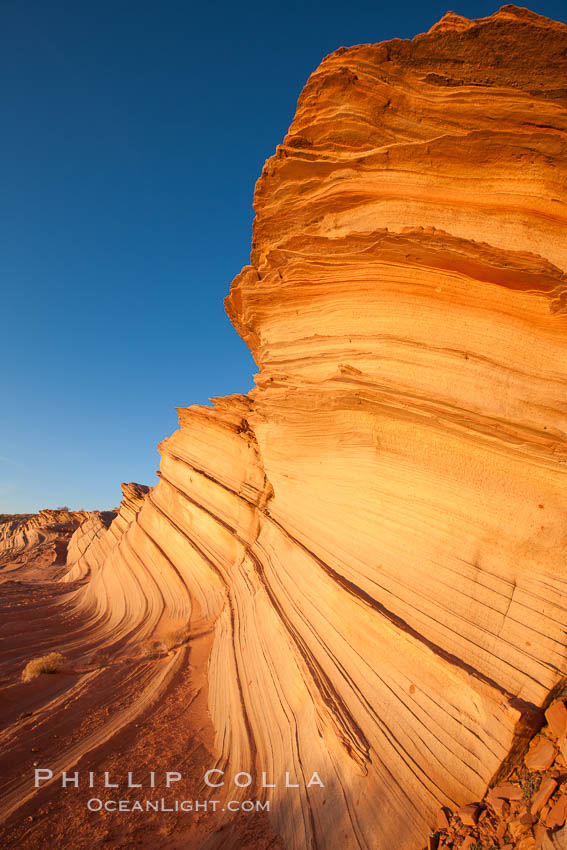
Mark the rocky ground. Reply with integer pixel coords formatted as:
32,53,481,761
424,699,567,849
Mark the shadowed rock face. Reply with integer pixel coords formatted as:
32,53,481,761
1,7,566,850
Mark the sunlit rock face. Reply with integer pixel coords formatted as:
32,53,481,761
64,483,148,582
0,509,89,568
65,7,567,849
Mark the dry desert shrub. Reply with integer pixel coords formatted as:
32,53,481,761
139,639,161,659
22,652,65,682
162,624,191,652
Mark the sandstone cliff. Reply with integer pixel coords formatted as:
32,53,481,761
0,509,93,571
1,6,566,850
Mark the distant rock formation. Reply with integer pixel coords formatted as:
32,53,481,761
1,7,566,850
0,509,91,570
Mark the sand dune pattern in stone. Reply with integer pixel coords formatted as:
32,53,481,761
1,6,567,850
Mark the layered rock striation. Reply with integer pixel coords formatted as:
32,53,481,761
1,6,566,850
200,7,567,847
0,509,91,571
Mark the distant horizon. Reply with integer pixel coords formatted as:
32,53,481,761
2,0,566,513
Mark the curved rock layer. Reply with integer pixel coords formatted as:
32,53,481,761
1,6,567,850
1,510,83,555
0,509,92,571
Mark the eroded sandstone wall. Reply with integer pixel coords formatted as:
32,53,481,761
62,7,567,849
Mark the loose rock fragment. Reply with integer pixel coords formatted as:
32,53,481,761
545,700,567,741
525,737,556,772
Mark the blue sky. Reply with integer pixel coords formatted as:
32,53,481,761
1,0,565,512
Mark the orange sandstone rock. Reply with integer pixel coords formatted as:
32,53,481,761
532,779,559,815
490,784,525,802
457,804,483,826
2,7,567,850
525,737,557,771
546,701,567,741
69,7,567,849
0,509,87,559
546,796,567,830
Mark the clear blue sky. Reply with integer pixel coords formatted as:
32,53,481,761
1,0,565,512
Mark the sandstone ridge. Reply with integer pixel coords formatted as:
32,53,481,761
1,7,566,850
